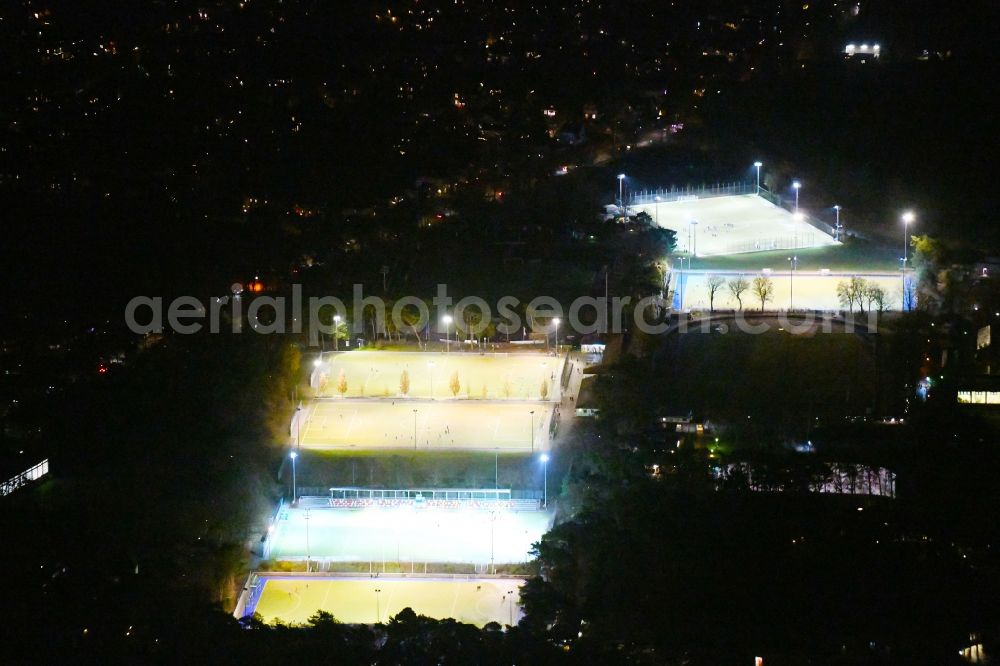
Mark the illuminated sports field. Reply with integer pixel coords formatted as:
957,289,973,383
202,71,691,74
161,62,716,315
269,504,552,564
250,575,525,627
299,400,555,451
632,194,839,257
311,351,564,401
677,271,907,311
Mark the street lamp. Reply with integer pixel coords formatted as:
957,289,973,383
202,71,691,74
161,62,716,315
787,256,798,310
553,317,561,350
833,205,842,241
689,219,698,256
792,180,802,212
753,161,763,194
902,211,916,269
489,510,497,574
304,508,311,571
654,195,661,225
617,173,626,221
289,451,298,503
540,453,550,508
294,404,303,449
529,410,535,452
375,588,382,623
442,314,453,353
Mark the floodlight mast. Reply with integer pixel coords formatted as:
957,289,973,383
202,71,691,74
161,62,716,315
540,453,550,508
902,211,916,268
617,173,626,221
442,314,453,353
529,410,535,452
788,255,798,310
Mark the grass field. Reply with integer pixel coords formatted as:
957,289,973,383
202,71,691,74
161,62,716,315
269,505,552,564
299,400,555,451
252,576,525,626
686,242,900,273
312,351,564,400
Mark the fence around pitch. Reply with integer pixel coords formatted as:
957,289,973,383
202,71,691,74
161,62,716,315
630,185,838,242
294,486,544,500
630,181,754,206
715,233,820,255
757,189,837,238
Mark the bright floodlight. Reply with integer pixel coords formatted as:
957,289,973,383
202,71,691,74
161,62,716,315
333,314,341,322
442,314,453,324
902,211,916,224
792,180,802,189
753,161,763,168
793,212,805,221
833,204,841,211
617,173,625,180
553,317,561,326
290,451,298,460
540,453,550,463
313,359,323,367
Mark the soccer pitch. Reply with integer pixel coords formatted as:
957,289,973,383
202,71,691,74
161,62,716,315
633,194,839,257
269,504,552,564
311,351,564,401
299,400,555,451
250,575,525,627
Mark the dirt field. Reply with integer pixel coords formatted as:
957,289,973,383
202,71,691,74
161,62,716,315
311,351,564,401
299,400,555,452
251,575,525,626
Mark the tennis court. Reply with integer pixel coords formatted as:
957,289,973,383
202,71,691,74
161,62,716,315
250,575,525,627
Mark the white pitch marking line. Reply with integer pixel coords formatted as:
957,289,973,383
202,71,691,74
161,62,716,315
344,409,358,438
301,402,319,442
